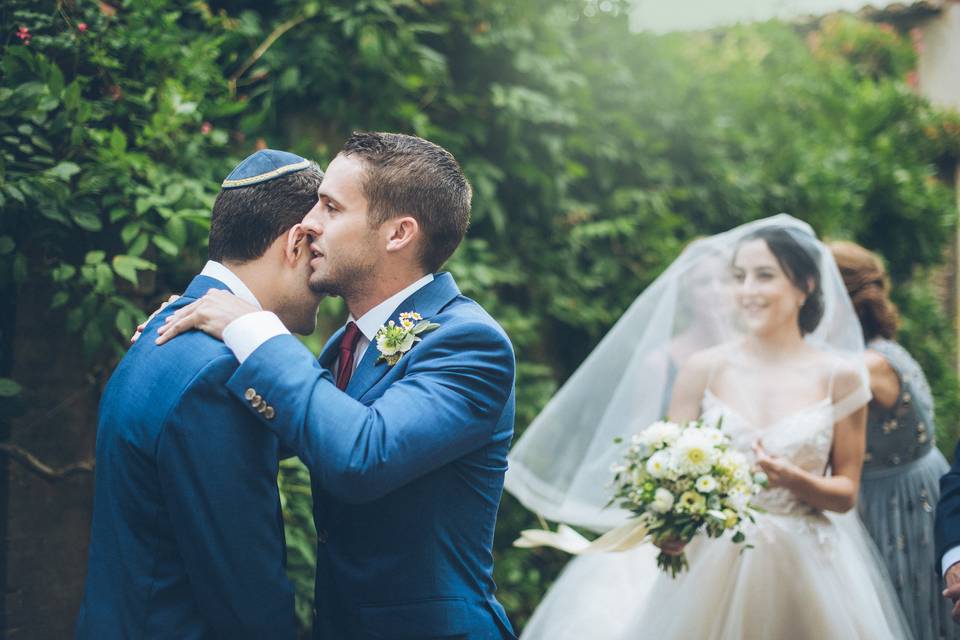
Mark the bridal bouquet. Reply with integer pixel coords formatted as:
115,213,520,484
610,419,766,577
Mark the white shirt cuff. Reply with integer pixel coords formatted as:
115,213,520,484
942,546,960,577
222,311,289,364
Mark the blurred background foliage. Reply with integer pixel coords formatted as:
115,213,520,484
1,0,958,633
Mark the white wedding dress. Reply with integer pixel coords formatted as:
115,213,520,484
521,388,913,639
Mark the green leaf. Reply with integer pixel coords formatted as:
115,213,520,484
50,291,69,309
0,378,22,398
72,208,103,231
51,263,76,282
47,161,81,181
0,236,14,255
165,216,187,245
4,184,25,204
63,81,81,110
153,235,179,256
128,234,149,256
115,308,135,338
110,127,127,154
85,250,106,264
95,262,114,292
135,197,153,215
112,254,156,285
121,222,141,244
163,183,185,204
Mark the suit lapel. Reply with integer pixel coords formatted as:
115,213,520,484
344,272,461,400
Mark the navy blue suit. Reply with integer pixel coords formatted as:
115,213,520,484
76,275,295,639
936,441,960,571
225,273,517,639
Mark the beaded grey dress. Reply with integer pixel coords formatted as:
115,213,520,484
858,339,956,640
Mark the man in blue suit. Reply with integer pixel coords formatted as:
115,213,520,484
937,445,960,623
76,151,324,639
157,132,517,639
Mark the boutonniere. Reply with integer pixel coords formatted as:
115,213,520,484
374,311,440,365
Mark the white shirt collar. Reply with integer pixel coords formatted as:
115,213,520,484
199,260,263,310
352,274,435,341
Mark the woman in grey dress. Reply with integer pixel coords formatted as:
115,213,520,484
832,240,956,640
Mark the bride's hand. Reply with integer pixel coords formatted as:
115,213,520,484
753,441,798,489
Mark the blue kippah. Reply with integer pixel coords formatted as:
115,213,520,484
221,149,311,189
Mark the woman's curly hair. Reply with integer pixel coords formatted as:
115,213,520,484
829,240,899,342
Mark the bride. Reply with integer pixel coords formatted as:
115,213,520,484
506,215,912,639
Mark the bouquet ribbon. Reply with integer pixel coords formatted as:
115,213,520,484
513,519,649,555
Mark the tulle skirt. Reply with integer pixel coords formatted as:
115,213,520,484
521,510,912,640
859,447,957,640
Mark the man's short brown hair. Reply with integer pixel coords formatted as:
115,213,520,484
341,132,471,272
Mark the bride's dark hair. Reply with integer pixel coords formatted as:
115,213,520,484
738,226,825,335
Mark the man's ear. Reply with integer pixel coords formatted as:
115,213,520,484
384,216,419,253
284,224,308,265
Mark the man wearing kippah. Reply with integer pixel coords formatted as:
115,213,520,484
157,132,517,639
76,151,323,639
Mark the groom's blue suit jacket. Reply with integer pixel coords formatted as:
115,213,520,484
76,275,295,639
225,272,517,640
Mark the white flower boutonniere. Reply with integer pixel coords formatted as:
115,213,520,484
374,311,440,365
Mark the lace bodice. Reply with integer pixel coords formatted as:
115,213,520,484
701,389,835,517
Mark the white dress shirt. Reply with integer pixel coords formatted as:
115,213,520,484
200,260,262,309
944,546,960,577
338,273,434,376
222,273,434,367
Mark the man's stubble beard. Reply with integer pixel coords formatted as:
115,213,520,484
308,255,378,303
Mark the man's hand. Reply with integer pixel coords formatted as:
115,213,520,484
131,294,180,343
155,289,258,345
943,562,960,623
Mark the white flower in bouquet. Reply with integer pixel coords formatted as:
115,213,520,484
639,420,681,448
672,431,716,476
699,427,725,445
646,450,672,478
695,475,718,493
650,488,675,513
718,450,748,473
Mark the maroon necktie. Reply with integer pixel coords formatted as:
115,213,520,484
335,321,362,391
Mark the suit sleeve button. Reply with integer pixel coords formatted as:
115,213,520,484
244,388,256,401
264,406,276,420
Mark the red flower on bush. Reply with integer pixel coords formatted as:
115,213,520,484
16,26,31,45
78,23,88,33
200,121,213,135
